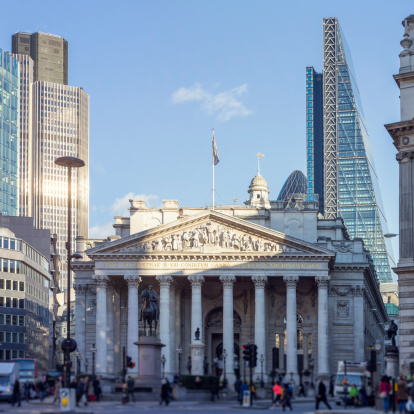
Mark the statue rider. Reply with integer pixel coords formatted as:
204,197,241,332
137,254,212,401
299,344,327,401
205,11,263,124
387,319,398,348
139,285,159,321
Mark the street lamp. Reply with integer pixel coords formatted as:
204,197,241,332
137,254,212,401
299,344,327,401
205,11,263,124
177,344,182,377
214,356,219,376
85,358,89,375
161,354,166,378
55,156,85,388
260,354,264,388
90,344,97,379
222,349,228,387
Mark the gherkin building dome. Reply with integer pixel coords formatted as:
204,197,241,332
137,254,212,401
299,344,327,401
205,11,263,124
277,170,307,201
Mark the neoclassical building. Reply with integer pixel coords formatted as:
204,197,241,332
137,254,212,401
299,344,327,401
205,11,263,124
73,173,387,387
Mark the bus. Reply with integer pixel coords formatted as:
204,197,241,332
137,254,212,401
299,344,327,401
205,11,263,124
11,358,38,384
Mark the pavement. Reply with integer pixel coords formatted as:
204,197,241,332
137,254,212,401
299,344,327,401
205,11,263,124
0,395,388,414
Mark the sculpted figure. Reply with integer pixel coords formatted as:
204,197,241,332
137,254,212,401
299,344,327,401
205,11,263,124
191,231,199,248
387,320,398,348
164,235,172,251
172,234,178,250
182,231,190,249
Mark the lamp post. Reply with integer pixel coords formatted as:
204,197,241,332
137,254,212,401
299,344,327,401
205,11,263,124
75,351,81,376
309,359,314,389
161,354,166,378
260,354,264,388
214,356,219,376
177,344,182,378
90,344,97,379
55,156,85,388
85,358,89,375
222,349,228,387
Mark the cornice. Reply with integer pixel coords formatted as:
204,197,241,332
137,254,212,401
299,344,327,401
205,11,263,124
393,71,414,87
384,119,414,147
72,261,95,271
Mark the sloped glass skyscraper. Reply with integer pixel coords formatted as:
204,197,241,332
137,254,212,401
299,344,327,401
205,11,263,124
307,18,394,283
0,49,19,216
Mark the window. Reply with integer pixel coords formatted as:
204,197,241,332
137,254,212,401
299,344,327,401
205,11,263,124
0,314,3,324
0,279,3,289
0,332,3,341
6,280,10,290
12,333,17,343
5,332,10,343
12,315,17,325
12,281,17,291
5,315,10,325
19,333,24,343
5,350,10,360
0,297,3,306
12,298,17,308
19,316,24,326
3,260,8,273
19,282,24,292
5,298,10,307
19,299,24,309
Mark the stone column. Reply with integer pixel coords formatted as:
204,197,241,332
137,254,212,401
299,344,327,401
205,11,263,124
353,285,364,362
283,275,299,378
188,275,205,375
106,285,115,374
74,284,87,369
92,274,109,375
156,275,173,375
125,275,141,376
220,275,236,384
252,275,267,378
113,288,121,375
169,283,176,374
303,333,309,371
278,331,285,371
316,275,330,377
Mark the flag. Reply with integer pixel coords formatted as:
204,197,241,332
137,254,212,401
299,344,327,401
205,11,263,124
212,132,220,166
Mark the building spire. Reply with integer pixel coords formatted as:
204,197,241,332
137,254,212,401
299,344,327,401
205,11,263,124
256,153,264,175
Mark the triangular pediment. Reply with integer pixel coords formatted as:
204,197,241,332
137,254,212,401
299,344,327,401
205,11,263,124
86,211,335,259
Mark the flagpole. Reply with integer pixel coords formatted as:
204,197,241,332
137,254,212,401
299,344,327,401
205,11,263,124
212,129,215,210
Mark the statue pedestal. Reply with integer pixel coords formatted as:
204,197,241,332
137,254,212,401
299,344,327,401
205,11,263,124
134,336,165,395
190,341,205,375
385,347,399,380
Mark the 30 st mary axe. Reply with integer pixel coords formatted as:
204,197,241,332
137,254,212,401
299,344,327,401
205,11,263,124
12,32,89,292
306,18,394,283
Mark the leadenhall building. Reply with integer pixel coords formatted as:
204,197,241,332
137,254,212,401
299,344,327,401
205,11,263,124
72,171,387,389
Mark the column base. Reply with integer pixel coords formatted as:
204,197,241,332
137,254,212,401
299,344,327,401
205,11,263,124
190,341,205,376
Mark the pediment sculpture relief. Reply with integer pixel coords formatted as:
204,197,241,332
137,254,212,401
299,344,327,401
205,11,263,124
119,222,299,254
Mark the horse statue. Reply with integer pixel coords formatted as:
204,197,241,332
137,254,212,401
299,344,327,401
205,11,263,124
140,288,158,336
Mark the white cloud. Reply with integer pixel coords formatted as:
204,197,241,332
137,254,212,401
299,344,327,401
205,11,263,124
89,192,160,239
112,193,159,216
171,83,252,121
89,222,115,239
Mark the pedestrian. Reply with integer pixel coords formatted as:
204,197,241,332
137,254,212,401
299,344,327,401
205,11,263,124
359,384,369,407
282,383,293,411
76,378,85,407
315,378,332,410
38,377,46,402
234,377,242,403
349,383,359,406
53,377,62,404
93,377,101,401
194,376,202,389
380,375,392,413
271,381,282,408
11,378,21,407
397,376,409,413
299,382,306,397
127,376,135,402
249,381,256,400
160,378,171,406
24,380,31,402
84,376,90,402
240,380,248,405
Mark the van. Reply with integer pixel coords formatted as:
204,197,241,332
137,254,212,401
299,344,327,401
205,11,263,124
0,362,20,402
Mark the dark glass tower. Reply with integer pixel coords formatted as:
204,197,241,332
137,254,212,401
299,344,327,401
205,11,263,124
306,67,324,214
307,17,394,283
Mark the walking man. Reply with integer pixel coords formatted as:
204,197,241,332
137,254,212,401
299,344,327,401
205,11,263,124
316,378,332,410
127,376,135,402
11,378,21,407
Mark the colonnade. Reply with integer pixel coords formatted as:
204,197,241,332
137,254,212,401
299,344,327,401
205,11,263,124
86,272,331,379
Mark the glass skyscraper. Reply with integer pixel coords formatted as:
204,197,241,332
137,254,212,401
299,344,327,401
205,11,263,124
0,49,19,216
307,18,394,283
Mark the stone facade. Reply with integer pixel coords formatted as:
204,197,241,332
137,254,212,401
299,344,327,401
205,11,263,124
72,176,387,388
385,14,414,371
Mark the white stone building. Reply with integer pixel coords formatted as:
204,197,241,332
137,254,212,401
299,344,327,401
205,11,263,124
72,173,387,387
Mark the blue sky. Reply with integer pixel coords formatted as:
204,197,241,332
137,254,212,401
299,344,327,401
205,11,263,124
0,0,411,262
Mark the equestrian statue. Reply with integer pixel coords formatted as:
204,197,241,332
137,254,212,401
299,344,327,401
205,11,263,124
140,285,159,336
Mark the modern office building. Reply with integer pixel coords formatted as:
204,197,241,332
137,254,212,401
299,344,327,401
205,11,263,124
307,18,393,283
12,33,89,293
278,170,308,204
0,48,19,217
12,32,68,85
0,225,51,372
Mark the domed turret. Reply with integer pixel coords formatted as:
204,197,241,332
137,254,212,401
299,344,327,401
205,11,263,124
245,153,271,208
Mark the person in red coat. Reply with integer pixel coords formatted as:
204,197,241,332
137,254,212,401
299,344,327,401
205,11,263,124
379,376,391,413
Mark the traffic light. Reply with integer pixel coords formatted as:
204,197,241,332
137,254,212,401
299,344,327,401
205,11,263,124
127,356,135,369
243,344,251,364
370,349,377,372
251,344,258,368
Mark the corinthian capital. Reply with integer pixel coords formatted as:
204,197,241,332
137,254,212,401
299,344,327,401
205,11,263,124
156,274,173,287
251,275,268,288
73,283,88,293
283,275,299,287
315,275,330,287
188,275,205,288
92,274,109,286
219,275,236,288
124,275,142,287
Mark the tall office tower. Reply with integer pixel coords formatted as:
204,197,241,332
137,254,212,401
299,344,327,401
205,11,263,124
12,32,68,85
306,67,324,214
13,54,34,217
12,33,89,292
0,49,19,216
307,18,393,283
